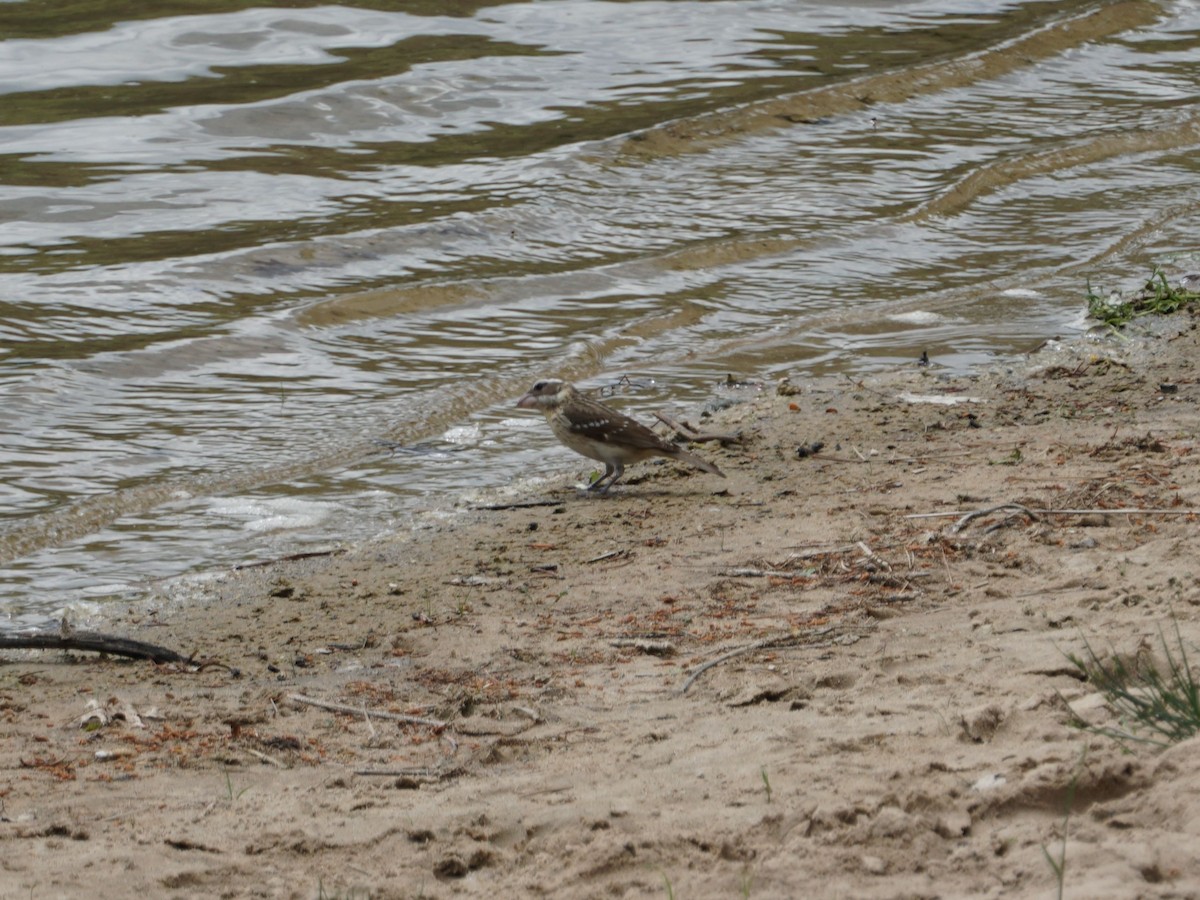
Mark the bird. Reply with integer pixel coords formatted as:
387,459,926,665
516,379,725,492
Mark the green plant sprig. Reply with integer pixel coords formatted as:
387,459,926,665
1065,620,1200,749
1087,267,1200,328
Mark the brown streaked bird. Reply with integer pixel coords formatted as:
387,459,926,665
516,379,725,492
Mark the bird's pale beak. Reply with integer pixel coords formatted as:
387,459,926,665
516,392,537,409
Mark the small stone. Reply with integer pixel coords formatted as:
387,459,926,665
861,855,888,875
959,703,1006,743
468,849,494,870
971,773,1007,792
434,855,469,879
934,811,972,839
869,807,913,839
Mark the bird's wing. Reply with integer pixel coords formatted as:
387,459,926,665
567,402,679,453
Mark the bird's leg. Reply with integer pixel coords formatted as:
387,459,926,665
599,462,625,493
587,462,617,492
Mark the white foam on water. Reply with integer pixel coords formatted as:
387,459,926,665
886,310,944,325
208,497,336,533
442,424,483,445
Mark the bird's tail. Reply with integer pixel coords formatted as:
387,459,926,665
674,447,725,478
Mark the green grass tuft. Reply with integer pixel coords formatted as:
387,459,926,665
1065,620,1200,748
1087,267,1200,328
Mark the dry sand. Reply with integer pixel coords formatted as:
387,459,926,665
3,312,1200,899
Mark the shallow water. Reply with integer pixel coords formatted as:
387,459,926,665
2,0,1199,627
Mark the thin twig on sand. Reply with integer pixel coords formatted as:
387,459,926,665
856,541,892,571
288,693,447,729
233,548,346,570
907,508,1200,520
904,505,1200,528
946,503,1040,534
653,411,743,445
721,567,817,580
679,627,845,695
472,499,566,511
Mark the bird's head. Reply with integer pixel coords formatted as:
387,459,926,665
517,379,574,411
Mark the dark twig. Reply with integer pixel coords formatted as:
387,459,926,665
0,631,194,665
653,412,743,446
472,499,565,511
233,548,346,570
946,503,1040,534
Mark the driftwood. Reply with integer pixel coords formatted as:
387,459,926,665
353,766,466,781
678,627,852,695
232,548,346,570
0,631,193,665
721,567,816,580
906,506,1200,523
653,412,743,446
288,693,448,729
945,503,1040,534
585,548,631,564
610,637,676,656
471,499,565,511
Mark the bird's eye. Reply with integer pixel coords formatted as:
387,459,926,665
533,381,546,391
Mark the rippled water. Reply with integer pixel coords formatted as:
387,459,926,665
2,0,1199,627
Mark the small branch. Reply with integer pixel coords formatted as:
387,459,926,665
242,747,287,768
353,766,465,781
856,541,891,571
653,412,743,446
233,548,346,570
720,567,816,580
678,628,841,695
610,638,676,656
947,503,1040,534
288,694,447,729
679,637,785,695
0,631,194,665
471,499,564,511
585,549,630,564
906,506,1200,522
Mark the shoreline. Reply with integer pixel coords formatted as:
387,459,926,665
3,308,1200,897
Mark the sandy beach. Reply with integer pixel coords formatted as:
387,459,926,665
3,309,1200,899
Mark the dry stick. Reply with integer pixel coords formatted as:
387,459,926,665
0,631,194,665
721,567,816,579
232,548,346,570
947,503,1040,534
678,628,837,695
780,542,864,559
816,440,1026,466
938,542,954,583
907,506,1200,522
585,549,628,564
242,746,286,769
472,499,565,511
353,766,465,779
288,693,447,729
856,540,891,571
652,411,743,445
610,637,675,656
